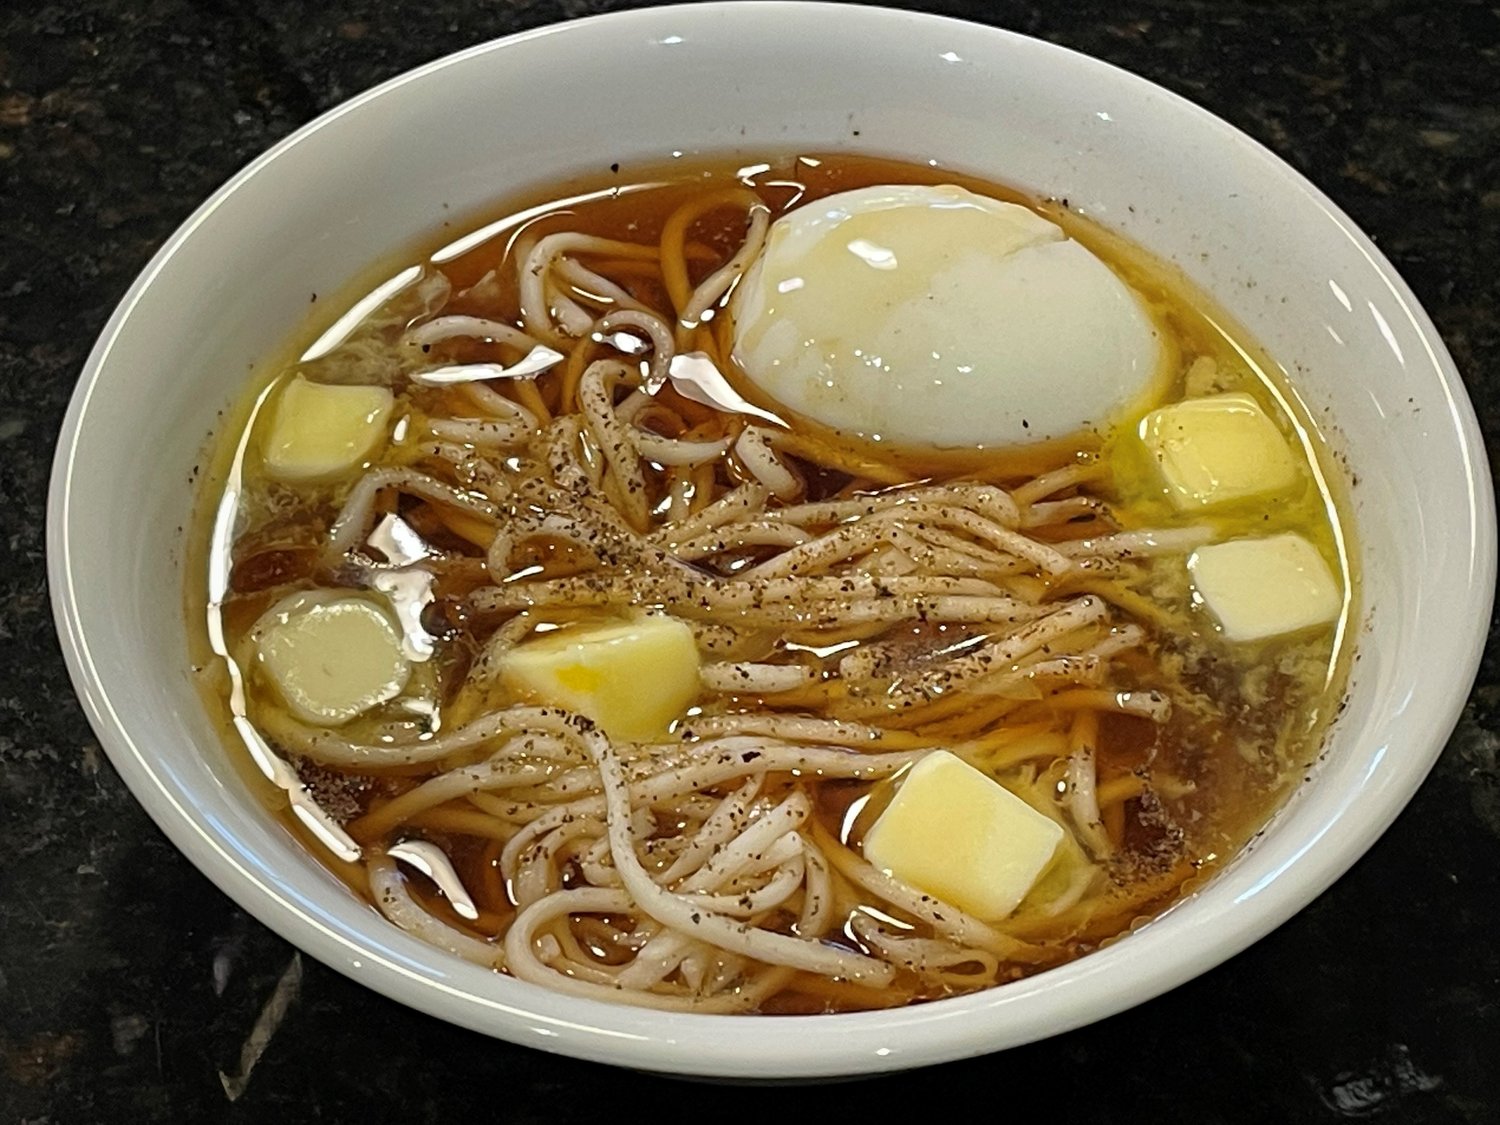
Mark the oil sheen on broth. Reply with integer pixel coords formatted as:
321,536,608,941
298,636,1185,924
191,154,1355,1015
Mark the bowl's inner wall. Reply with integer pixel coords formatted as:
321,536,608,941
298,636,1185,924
54,5,1485,1077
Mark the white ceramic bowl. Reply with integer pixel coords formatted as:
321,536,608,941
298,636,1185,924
48,2,1494,1080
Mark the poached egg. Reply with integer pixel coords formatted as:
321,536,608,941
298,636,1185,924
729,184,1165,449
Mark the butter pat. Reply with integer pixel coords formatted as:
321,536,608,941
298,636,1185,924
864,750,1064,920
262,375,394,481
1139,392,1299,510
1189,533,1341,642
498,615,700,742
252,592,410,725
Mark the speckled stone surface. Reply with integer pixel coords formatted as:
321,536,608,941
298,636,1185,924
2,0,1497,1120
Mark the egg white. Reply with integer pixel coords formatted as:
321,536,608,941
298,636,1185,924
729,184,1166,449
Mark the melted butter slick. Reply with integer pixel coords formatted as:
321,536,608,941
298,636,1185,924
205,384,364,862
205,389,440,863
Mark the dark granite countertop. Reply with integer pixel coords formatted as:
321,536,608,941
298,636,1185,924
3,1,1497,1120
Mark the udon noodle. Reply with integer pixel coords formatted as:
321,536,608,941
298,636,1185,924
193,154,1354,1013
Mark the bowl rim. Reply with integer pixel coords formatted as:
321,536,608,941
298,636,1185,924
47,0,1497,1079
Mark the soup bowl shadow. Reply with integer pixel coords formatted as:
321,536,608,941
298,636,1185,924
47,1,1495,1080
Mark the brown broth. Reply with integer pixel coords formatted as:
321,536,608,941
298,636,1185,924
188,152,1356,1013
